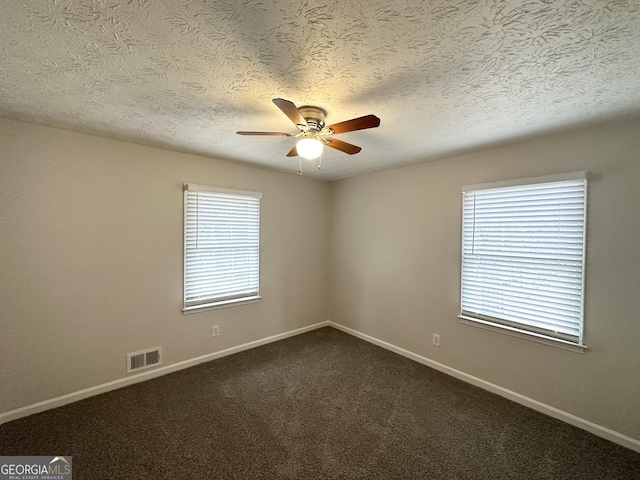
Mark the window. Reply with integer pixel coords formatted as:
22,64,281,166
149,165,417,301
183,184,261,311
459,172,587,347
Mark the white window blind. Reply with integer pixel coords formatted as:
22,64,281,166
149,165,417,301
184,184,261,310
460,173,587,345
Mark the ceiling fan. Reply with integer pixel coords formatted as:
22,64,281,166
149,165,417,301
237,98,381,164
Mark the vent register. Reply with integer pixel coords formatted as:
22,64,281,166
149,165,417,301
127,347,162,373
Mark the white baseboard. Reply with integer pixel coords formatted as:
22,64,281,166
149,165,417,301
0,321,330,426
328,321,640,453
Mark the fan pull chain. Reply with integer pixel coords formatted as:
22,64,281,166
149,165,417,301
318,154,322,170
298,155,302,175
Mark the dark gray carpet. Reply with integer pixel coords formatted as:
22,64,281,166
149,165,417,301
1,327,639,479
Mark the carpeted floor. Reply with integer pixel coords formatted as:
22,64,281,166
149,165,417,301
1,327,639,479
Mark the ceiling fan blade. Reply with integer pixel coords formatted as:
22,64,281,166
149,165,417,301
273,98,308,127
326,138,362,155
236,131,294,136
286,144,299,157
327,114,380,135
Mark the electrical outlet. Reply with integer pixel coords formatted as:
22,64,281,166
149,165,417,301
432,334,440,347
212,325,220,337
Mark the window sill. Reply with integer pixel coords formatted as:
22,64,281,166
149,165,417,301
458,315,587,354
183,296,261,314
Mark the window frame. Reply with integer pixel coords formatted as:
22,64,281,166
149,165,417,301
183,184,261,313
458,172,588,349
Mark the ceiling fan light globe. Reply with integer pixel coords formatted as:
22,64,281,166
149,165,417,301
296,138,324,159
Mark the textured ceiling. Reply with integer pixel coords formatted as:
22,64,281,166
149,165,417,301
1,0,639,181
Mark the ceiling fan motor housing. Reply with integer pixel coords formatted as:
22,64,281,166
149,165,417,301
298,105,327,132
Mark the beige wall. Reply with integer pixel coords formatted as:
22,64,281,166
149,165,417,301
0,118,331,414
330,118,640,440
2,116,639,442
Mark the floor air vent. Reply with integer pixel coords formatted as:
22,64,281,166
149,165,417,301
127,347,162,373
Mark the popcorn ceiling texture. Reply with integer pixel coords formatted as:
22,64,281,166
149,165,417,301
1,0,639,180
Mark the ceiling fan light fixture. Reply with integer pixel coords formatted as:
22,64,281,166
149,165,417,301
237,98,381,166
296,137,324,159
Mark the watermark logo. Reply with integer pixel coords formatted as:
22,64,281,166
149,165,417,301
0,456,72,480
